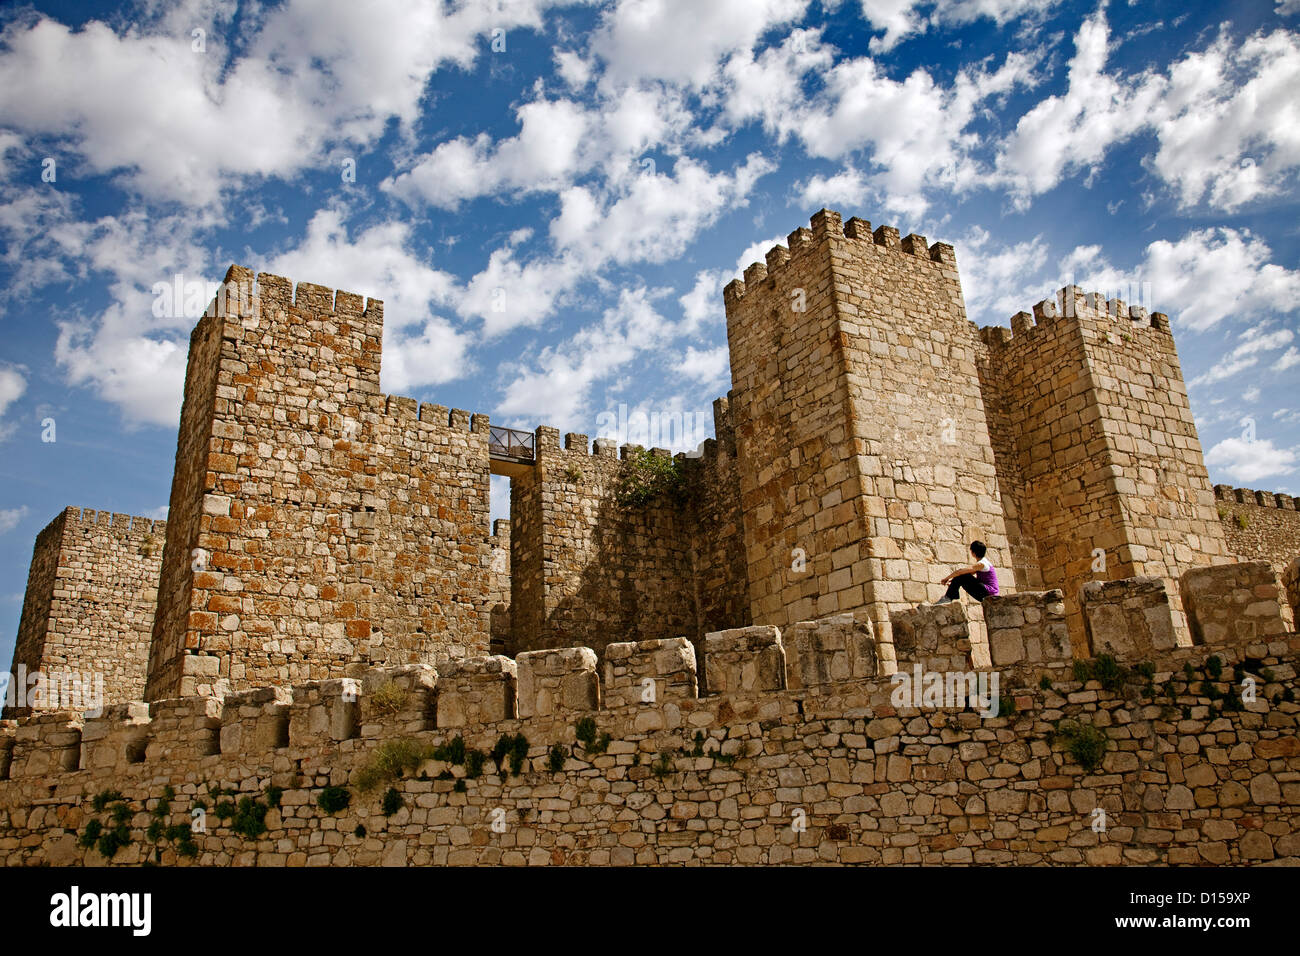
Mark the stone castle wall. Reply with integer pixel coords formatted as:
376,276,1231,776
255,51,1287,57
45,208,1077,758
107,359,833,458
488,519,511,654
508,427,697,658
7,516,62,714
508,422,747,663
145,266,493,701
977,290,1231,649
1215,484,1300,570
723,210,1015,652
1,575,1295,866
5,508,164,717
681,397,751,645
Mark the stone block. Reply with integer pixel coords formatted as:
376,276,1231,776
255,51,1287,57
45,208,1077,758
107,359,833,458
1282,557,1300,627
80,701,151,771
983,590,1071,666
287,679,359,747
0,722,14,779
145,696,222,762
516,647,600,719
603,638,698,709
703,626,785,695
9,711,83,777
889,602,981,671
783,613,878,689
435,656,516,728
1079,577,1177,659
1180,562,1287,647
219,686,292,754
359,664,437,735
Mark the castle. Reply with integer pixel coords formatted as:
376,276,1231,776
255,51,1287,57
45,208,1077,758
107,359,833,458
2,209,1297,867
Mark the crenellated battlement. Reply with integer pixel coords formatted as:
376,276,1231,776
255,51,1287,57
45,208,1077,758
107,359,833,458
979,285,1171,354
2,568,1289,786
723,208,955,305
1215,484,1300,511
378,394,488,436
0,568,1296,866
532,425,674,464
59,507,167,539
206,265,385,335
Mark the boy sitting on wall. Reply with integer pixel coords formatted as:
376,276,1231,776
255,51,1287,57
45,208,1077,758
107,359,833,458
935,540,999,605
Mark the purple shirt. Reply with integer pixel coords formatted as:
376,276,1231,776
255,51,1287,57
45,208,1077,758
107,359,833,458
975,557,999,595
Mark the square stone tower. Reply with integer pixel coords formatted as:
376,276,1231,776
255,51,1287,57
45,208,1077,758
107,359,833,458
6,508,163,716
723,209,1015,650
145,266,493,700
978,289,1232,647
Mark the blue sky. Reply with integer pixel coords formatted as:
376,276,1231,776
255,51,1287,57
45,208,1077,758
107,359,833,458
1,0,1298,665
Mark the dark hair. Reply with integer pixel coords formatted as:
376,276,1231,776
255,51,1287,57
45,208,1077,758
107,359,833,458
969,540,987,559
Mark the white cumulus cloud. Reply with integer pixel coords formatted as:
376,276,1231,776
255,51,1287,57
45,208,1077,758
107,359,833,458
0,506,28,534
1205,436,1297,483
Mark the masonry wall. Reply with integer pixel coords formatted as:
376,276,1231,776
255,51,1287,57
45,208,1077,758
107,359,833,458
488,519,511,655
6,508,164,716
1214,484,1300,570
1,620,1295,867
724,209,1015,647
146,266,493,700
972,333,1043,590
509,429,698,660
682,397,751,641
7,515,62,714
978,291,1231,649
507,396,751,664
148,306,225,702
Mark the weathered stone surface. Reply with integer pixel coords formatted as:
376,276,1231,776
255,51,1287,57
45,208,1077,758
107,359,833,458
1080,577,1177,658
603,638,697,708
0,635,1293,867
5,509,164,718
784,613,879,688
1181,561,1287,647
516,647,600,719
435,656,516,727
8,710,83,778
984,590,1070,666
80,701,152,771
358,664,437,736
219,686,291,754
703,626,785,695
145,696,222,762
287,680,358,748
889,601,987,671
1281,557,1300,630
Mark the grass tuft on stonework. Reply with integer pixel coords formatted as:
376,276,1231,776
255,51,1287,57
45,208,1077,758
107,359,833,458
1052,719,1108,773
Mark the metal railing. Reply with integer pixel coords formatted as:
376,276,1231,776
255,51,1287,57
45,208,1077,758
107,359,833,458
489,426,535,461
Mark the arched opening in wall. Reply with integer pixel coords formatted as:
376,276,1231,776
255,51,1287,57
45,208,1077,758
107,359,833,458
488,474,512,656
